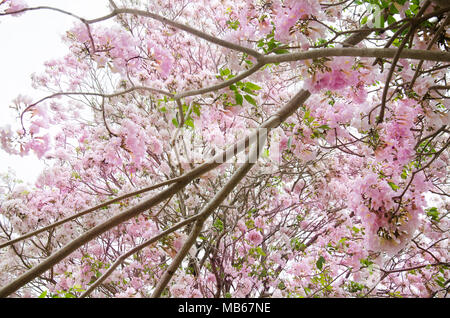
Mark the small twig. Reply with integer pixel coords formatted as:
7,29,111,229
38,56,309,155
377,1,432,124
409,15,450,89
100,97,118,137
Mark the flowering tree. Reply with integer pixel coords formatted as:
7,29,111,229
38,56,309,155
0,0,449,298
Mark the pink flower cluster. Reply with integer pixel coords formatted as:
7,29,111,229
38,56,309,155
69,24,173,78
245,229,263,246
349,167,428,254
375,99,422,173
305,57,360,93
3,0,27,16
273,0,320,43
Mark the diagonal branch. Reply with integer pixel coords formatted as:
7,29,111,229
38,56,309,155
151,129,267,298
409,14,450,89
0,180,190,298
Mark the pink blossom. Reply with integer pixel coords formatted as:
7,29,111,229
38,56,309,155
5,0,27,16
246,229,263,246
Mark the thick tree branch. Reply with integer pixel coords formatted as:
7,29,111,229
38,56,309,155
151,130,267,298
261,47,450,64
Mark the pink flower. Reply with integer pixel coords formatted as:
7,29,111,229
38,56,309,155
149,136,163,155
156,56,173,77
173,235,185,251
130,277,143,290
90,243,103,257
329,70,348,90
5,0,27,16
306,72,332,92
246,229,263,246
170,283,186,297
147,42,173,77
254,216,265,229
26,134,51,158
237,220,247,233
274,1,313,42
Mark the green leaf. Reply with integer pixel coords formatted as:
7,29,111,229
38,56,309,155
387,15,396,25
401,169,408,179
241,87,257,95
172,118,179,128
235,93,243,105
435,276,446,288
426,207,439,222
387,181,399,191
245,82,262,91
214,218,224,232
316,256,326,270
317,124,330,130
374,12,385,29
220,68,231,77
273,48,289,54
226,20,240,30
185,118,194,129
361,15,368,25
360,257,374,267
304,108,311,120
244,59,253,66
256,246,266,257
38,290,48,298
193,104,201,117
244,95,257,106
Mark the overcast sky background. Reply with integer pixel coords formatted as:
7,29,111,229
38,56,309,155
0,1,109,185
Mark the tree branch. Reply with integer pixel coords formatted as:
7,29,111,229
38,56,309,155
151,129,267,298
261,47,450,65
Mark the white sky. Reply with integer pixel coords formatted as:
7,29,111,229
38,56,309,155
0,0,110,185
